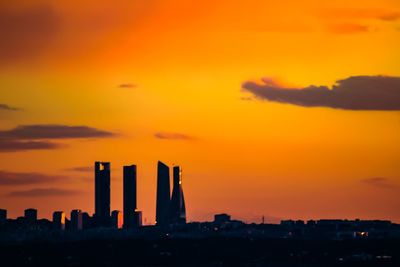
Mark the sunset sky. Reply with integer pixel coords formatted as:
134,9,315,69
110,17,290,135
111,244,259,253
1,0,400,224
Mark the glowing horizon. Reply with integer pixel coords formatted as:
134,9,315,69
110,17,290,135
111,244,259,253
0,0,399,224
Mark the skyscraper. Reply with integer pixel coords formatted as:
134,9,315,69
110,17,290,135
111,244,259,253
123,165,137,228
170,166,186,224
94,161,111,227
156,161,171,226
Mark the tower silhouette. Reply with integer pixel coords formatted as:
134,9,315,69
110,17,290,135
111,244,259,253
156,161,170,226
94,162,111,227
169,166,186,224
123,165,137,228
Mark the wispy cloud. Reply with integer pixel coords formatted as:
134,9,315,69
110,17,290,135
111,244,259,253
242,75,400,111
0,103,19,111
240,97,254,101
0,124,115,152
0,140,60,152
318,8,400,22
327,23,369,34
0,124,114,140
361,177,399,189
154,132,195,140
0,170,66,186
118,83,137,89
65,166,92,173
8,188,82,197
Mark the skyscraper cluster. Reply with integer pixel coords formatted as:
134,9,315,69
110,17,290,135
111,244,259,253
94,162,141,228
94,161,186,228
0,161,186,230
156,161,186,226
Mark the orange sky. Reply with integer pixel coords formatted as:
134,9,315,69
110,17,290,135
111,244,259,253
0,0,399,224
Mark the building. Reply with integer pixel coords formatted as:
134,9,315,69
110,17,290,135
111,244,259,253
214,213,231,224
94,161,111,227
0,209,6,226
123,165,138,228
82,212,92,229
52,211,66,230
134,210,143,227
169,166,186,224
156,161,171,226
24,208,37,223
111,210,123,229
71,209,83,230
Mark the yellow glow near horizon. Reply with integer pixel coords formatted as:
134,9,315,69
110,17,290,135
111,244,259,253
0,0,399,224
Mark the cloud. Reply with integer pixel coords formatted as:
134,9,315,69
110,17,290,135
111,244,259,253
0,1,158,67
0,171,66,186
0,125,114,152
378,12,400,21
0,140,60,152
361,177,399,189
319,8,400,22
65,166,92,172
0,124,114,140
242,75,400,111
154,132,195,140
8,188,81,197
0,104,19,111
0,4,60,64
240,97,254,101
327,23,369,34
118,83,137,89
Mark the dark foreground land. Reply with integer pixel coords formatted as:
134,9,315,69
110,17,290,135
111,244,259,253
0,237,399,267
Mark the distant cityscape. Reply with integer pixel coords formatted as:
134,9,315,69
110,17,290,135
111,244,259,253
1,161,400,243
1,160,186,231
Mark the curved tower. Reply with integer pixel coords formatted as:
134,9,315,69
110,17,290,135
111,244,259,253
170,166,186,224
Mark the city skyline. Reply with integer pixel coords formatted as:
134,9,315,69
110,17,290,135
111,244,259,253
0,0,400,224
1,161,188,226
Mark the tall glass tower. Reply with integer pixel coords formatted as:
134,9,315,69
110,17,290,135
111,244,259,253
123,164,137,228
94,161,111,227
156,161,171,226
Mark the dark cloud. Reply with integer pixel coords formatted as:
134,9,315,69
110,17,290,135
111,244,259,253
118,83,137,89
0,4,59,64
361,177,399,189
0,104,19,111
65,166,92,173
0,171,66,186
0,124,114,140
0,125,114,153
8,188,81,197
154,132,195,140
0,140,60,152
242,76,400,111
